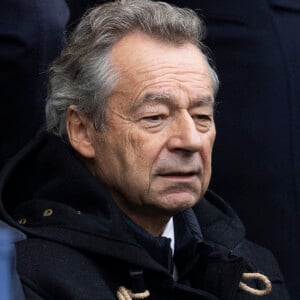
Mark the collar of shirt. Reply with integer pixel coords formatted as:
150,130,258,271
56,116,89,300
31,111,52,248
161,217,178,279
161,217,175,256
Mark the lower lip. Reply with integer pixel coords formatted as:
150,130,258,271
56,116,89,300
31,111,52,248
158,174,198,182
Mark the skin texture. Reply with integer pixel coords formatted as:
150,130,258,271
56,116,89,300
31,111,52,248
67,31,216,236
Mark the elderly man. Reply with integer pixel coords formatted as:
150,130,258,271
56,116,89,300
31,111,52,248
0,0,289,299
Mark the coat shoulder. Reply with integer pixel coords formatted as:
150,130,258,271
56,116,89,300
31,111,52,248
16,238,116,300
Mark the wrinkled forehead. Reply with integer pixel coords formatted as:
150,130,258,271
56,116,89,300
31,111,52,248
109,31,213,107
136,92,214,107
110,30,211,79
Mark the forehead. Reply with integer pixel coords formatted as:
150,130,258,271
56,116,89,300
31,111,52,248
109,31,213,106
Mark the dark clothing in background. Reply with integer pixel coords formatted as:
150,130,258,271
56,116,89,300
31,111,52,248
65,0,100,30
0,133,289,299
196,1,300,297
0,0,69,169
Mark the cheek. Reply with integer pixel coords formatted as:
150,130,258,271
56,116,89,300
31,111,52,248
205,129,216,159
211,125,216,145
204,135,215,160
127,131,143,159
200,136,215,183
113,130,152,182
92,130,130,183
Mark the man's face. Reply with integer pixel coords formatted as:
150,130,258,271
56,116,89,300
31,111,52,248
89,32,216,221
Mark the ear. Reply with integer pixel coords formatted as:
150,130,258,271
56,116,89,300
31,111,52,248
66,106,96,158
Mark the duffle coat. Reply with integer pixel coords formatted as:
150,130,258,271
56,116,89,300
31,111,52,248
0,133,290,299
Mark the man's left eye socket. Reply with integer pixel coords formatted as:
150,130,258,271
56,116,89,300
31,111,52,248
143,115,164,122
140,114,167,128
194,115,212,130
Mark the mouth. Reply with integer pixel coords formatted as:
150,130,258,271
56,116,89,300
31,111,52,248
158,171,199,181
160,171,197,176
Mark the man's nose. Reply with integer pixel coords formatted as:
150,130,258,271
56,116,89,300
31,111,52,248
166,112,202,153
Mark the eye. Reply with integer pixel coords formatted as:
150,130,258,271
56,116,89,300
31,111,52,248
193,114,213,131
143,115,165,122
140,114,167,129
194,114,211,120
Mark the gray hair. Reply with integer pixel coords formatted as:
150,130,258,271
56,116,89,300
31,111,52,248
46,0,219,138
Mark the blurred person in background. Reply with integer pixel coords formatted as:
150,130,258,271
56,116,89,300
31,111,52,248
0,0,69,169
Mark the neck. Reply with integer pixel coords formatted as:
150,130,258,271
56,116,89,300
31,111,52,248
112,196,170,236
126,212,170,236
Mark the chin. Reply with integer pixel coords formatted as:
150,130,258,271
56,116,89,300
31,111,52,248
157,191,200,214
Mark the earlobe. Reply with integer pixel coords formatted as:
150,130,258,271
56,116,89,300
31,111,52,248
66,106,96,158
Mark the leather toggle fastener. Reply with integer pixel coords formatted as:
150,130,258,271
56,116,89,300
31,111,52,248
117,270,150,300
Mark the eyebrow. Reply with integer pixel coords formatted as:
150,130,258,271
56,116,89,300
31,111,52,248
133,92,214,111
142,93,171,103
190,96,215,109
131,93,170,112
